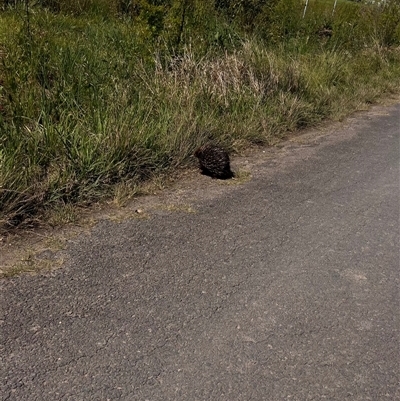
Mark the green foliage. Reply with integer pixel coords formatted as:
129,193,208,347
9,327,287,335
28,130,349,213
364,0,400,47
0,0,399,230
215,0,278,29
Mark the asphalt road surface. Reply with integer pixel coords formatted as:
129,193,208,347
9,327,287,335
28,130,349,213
1,102,399,401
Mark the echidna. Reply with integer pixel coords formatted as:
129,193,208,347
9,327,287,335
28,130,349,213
194,144,234,179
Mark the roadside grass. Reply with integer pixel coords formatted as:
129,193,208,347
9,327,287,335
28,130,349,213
0,254,62,278
0,1,399,232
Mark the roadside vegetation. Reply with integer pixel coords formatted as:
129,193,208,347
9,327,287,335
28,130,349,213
1,0,399,232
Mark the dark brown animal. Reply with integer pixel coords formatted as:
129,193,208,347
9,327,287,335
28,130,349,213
194,144,234,179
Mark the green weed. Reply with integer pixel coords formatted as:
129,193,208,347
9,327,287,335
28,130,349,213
0,0,399,231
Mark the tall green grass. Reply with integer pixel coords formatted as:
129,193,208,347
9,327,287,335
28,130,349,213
0,0,400,230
